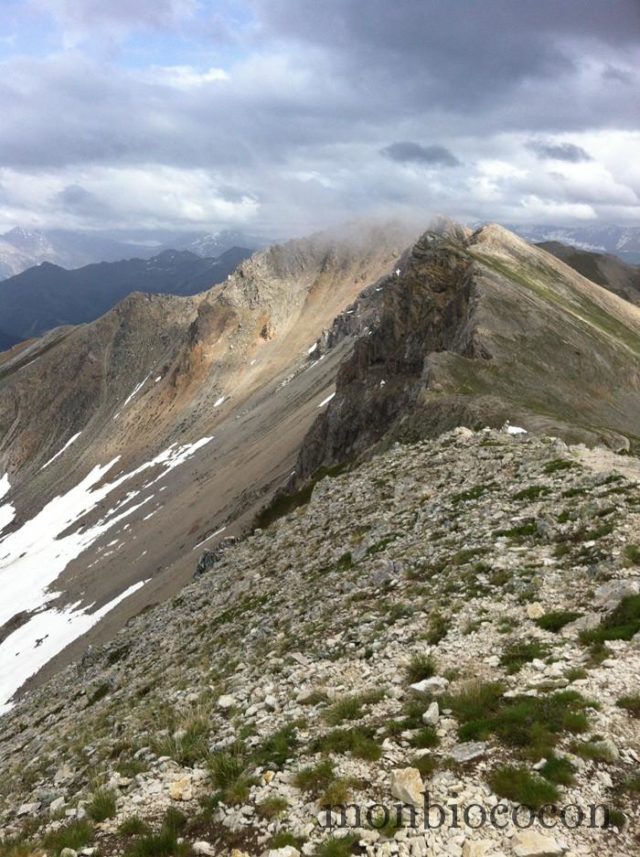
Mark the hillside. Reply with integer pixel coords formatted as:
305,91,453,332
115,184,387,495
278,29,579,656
0,428,639,857
3,219,640,719
0,221,411,713
293,224,640,487
538,242,640,306
0,247,252,344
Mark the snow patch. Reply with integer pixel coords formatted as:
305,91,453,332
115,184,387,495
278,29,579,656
318,392,336,408
122,373,151,408
0,436,213,711
41,432,82,470
308,343,318,354
0,580,148,714
0,474,10,502
193,525,227,550
214,396,226,407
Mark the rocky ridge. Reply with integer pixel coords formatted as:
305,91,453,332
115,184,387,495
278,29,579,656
1,428,639,857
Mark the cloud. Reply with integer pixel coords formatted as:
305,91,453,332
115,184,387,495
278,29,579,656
381,142,461,167
0,0,637,235
527,140,593,162
32,0,199,33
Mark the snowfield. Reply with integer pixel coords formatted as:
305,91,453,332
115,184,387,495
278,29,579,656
0,438,213,711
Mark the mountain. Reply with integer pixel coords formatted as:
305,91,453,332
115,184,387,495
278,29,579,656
537,240,640,305
0,427,639,857
0,228,164,280
0,219,412,711
171,229,267,258
1,220,640,855
511,224,640,264
293,222,640,487
0,247,253,343
0,330,19,352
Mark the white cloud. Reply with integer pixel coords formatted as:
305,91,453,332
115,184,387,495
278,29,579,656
143,65,229,89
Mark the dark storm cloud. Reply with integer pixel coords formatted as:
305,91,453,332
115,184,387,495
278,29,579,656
381,143,461,168
527,141,593,162
0,0,638,233
252,0,640,110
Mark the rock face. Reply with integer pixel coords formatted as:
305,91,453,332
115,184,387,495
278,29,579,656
0,428,638,857
294,223,640,484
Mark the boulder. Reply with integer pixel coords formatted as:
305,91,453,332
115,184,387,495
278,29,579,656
449,742,487,763
526,602,545,620
193,843,216,856
410,677,449,695
422,701,439,726
390,767,424,807
512,830,563,856
594,579,639,610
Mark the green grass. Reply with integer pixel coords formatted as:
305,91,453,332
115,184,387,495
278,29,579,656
43,821,94,854
324,689,384,726
87,682,111,706
606,809,627,830
580,594,640,645
312,726,382,761
425,612,449,645
500,639,549,673
257,795,289,819
269,832,306,850
153,717,210,766
119,817,152,836
253,723,299,767
540,755,576,786
294,760,335,797
566,666,588,682
488,766,559,809
623,544,640,566
452,484,491,503
617,694,640,717
207,748,254,804
493,521,538,540
535,611,582,633
570,740,617,762
442,683,591,759
123,827,188,856
543,459,576,474
513,485,550,501
86,787,117,822
409,726,440,749
253,462,350,529
411,754,439,777
406,654,437,683
314,835,359,857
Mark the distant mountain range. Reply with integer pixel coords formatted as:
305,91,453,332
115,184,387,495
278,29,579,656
511,224,640,263
0,246,252,345
0,227,266,280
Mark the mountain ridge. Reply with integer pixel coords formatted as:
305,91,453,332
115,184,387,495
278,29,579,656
0,247,252,345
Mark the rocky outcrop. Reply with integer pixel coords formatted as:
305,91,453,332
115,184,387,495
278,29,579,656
294,224,640,484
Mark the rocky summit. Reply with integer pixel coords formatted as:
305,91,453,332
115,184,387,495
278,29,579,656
1,427,640,857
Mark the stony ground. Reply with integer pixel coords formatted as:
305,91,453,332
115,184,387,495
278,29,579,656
1,428,639,857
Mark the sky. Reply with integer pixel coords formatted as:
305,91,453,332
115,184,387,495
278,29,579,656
0,0,639,238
